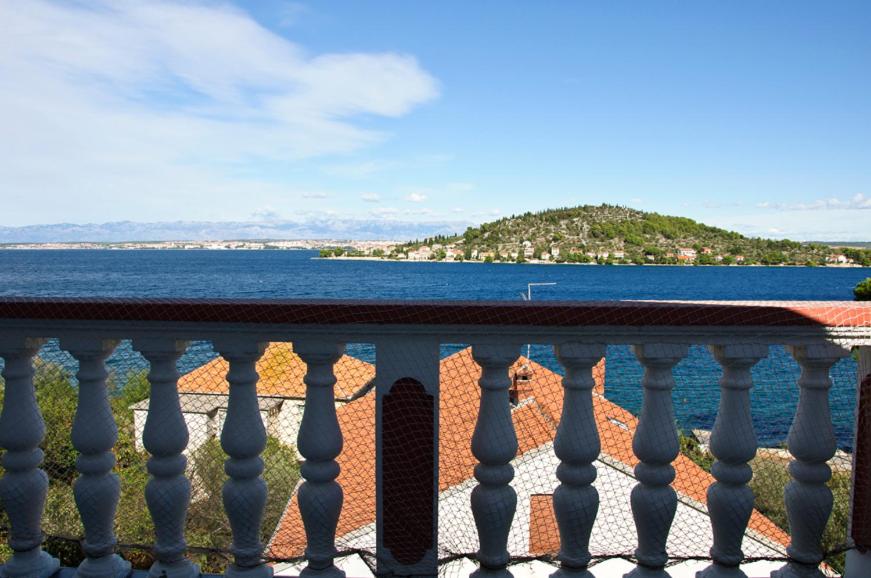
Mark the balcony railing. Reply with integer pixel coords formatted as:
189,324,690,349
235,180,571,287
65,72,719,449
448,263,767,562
0,298,869,578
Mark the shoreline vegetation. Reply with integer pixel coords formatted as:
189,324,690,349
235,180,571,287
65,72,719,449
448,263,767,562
317,254,869,267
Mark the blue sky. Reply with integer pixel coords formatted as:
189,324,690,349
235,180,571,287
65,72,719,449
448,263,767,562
2,1,869,240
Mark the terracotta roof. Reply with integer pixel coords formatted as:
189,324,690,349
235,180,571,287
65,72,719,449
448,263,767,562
268,347,789,559
176,342,375,400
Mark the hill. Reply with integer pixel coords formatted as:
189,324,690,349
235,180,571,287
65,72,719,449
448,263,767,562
324,204,871,266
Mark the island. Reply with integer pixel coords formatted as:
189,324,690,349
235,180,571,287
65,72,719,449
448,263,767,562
320,204,871,266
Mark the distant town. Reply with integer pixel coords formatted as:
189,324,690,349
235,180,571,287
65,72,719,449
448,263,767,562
0,239,398,252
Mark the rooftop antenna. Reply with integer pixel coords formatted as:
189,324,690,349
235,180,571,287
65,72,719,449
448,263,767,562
520,282,557,362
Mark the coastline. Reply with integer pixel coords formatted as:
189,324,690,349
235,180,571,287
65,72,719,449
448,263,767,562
316,255,868,268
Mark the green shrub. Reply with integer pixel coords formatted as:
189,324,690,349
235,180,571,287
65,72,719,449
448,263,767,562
0,363,300,573
854,277,871,301
750,456,851,573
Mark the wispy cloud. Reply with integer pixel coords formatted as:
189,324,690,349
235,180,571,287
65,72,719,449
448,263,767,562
361,192,381,203
302,191,330,199
250,207,281,221
405,192,428,203
370,207,400,218
756,193,871,211
0,0,439,225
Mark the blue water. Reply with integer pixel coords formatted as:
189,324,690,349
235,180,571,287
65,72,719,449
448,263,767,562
2,249,868,449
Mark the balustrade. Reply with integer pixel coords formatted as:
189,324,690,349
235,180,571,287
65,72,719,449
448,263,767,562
0,300,866,578
551,343,606,578
215,338,271,578
470,343,522,578
295,341,346,578
699,344,768,578
134,338,200,578
0,337,59,578
625,344,688,578
773,344,851,578
64,337,131,578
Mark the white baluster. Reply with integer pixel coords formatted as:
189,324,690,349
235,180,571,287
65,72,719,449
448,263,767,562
698,344,767,578
551,343,606,578
214,338,271,578
773,344,850,578
0,337,60,578
62,337,131,578
134,338,200,578
295,341,346,578
470,343,521,578
625,343,688,578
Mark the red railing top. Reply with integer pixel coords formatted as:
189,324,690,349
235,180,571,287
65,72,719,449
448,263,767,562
0,298,869,327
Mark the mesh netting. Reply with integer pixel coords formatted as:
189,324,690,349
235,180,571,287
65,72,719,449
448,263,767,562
0,338,863,575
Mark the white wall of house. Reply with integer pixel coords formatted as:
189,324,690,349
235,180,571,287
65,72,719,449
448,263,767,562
134,408,214,454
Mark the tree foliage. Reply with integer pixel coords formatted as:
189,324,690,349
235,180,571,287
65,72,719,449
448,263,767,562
855,277,871,301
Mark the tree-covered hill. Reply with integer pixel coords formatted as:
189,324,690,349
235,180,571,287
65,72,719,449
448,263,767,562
371,204,870,266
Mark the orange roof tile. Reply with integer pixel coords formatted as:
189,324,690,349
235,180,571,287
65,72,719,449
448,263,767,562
177,342,375,400
268,347,788,560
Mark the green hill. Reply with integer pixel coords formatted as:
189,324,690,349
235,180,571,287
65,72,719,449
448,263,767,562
378,204,871,266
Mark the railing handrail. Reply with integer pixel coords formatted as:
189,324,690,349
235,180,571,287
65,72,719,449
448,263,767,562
0,297,870,328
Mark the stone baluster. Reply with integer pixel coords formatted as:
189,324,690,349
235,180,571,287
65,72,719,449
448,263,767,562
773,344,850,578
551,344,606,578
134,338,200,578
470,343,522,578
294,341,346,578
626,344,688,578
698,344,768,578
0,337,60,578
215,339,271,578
63,337,131,578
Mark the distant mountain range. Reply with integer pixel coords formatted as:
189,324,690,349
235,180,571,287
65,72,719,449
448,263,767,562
0,219,469,243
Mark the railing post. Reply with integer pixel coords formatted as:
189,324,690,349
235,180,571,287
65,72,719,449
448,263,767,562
134,338,200,578
551,343,606,578
63,337,131,578
470,342,522,578
214,338,271,578
698,344,767,578
375,338,439,578
295,341,346,578
773,343,850,578
0,337,60,578
625,343,688,578
845,345,871,578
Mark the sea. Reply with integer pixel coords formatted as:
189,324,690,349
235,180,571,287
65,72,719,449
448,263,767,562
1,249,869,450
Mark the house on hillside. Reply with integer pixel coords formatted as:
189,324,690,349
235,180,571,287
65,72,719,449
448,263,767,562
269,348,791,577
131,342,376,453
677,248,697,262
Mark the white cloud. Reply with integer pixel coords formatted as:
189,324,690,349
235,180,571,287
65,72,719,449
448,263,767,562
361,192,381,203
405,192,428,203
301,191,329,199
756,193,871,211
0,0,439,225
